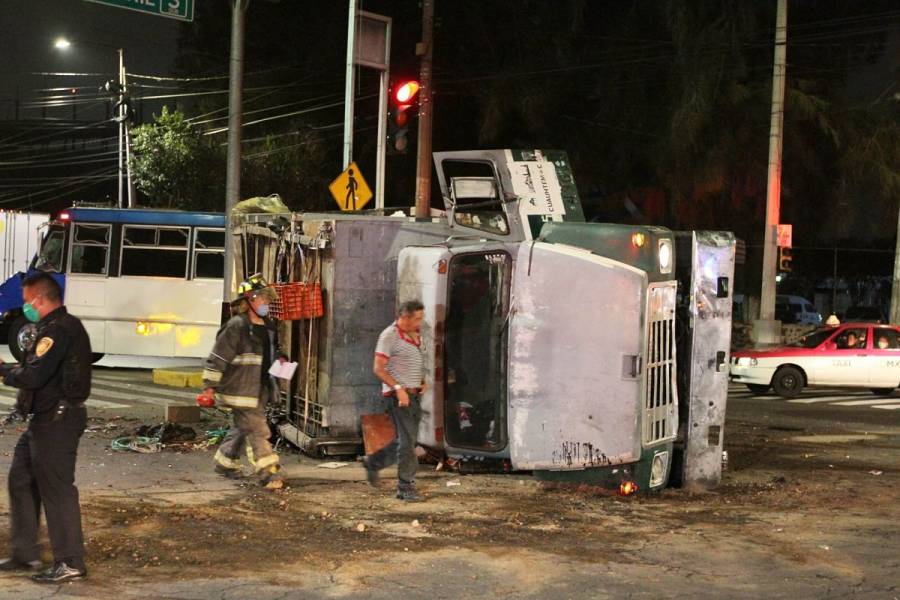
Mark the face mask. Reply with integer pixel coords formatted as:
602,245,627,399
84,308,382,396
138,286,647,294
23,302,40,323
254,303,270,318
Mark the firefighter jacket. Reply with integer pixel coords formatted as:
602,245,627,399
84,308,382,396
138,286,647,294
1,306,92,424
202,313,281,409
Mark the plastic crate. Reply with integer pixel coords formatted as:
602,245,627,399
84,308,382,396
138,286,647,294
270,282,324,320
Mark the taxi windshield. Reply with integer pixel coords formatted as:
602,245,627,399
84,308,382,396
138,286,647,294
790,328,836,349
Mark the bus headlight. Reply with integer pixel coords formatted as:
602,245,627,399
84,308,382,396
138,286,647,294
658,239,672,274
650,451,669,488
736,357,757,367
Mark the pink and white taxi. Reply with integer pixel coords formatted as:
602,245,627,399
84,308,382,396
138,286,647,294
730,323,900,398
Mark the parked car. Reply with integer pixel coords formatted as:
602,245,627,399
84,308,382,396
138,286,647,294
775,294,822,325
730,323,900,398
843,305,887,324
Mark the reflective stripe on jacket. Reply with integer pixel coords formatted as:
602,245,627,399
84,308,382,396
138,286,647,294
202,314,278,410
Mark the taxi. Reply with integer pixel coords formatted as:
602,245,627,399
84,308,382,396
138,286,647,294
730,323,900,398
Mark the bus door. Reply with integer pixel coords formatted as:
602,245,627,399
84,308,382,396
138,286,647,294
507,242,646,471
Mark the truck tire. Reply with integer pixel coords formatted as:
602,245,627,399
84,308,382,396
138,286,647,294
7,315,36,362
772,366,804,399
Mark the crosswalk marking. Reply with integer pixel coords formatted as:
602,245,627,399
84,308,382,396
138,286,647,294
0,372,194,410
830,399,900,406
0,395,127,410
729,384,900,413
788,396,870,404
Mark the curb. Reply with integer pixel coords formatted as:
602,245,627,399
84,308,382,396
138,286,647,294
153,368,204,388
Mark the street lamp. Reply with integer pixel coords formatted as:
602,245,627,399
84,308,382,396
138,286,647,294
53,36,133,209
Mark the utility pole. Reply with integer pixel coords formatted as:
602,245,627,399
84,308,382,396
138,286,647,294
414,0,435,219
117,48,125,209
223,0,249,308
754,0,787,344
891,207,900,324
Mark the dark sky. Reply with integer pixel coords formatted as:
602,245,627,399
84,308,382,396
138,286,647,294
0,0,182,120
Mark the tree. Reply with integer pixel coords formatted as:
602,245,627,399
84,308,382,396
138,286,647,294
130,107,224,209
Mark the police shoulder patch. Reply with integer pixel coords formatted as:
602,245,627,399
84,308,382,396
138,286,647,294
35,337,54,357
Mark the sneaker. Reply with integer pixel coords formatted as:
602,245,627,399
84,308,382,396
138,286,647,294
0,558,42,572
214,464,244,480
363,457,378,487
396,483,423,502
31,562,86,584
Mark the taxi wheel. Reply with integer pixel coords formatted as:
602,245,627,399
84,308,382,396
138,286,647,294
772,366,804,398
747,384,770,395
870,388,895,396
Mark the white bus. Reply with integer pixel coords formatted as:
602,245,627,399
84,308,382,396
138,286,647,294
0,207,225,364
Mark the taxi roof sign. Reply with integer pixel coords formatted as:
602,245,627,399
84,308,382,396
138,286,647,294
329,162,373,211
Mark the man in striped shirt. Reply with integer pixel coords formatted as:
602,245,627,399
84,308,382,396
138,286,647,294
364,300,428,501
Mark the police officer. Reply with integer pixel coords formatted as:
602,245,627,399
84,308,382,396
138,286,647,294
200,274,285,489
0,272,92,583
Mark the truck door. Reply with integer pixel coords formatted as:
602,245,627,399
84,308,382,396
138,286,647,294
397,244,513,454
508,242,646,471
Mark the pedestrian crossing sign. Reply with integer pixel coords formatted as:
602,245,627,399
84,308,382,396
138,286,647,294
329,162,373,211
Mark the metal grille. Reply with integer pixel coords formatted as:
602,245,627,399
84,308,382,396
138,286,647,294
643,281,678,445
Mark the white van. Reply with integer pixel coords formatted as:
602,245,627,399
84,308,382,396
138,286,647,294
776,294,822,325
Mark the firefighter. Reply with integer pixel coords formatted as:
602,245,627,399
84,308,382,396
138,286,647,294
0,272,92,583
199,274,284,489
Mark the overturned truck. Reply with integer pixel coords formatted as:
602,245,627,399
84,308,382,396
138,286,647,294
231,149,734,493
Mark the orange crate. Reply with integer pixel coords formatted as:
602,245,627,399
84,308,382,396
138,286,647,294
270,282,324,320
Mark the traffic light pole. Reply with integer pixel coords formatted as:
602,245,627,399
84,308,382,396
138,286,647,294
342,0,357,170
414,0,434,219
754,0,787,344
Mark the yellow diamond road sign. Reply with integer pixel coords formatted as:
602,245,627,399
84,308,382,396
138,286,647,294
329,162,373,211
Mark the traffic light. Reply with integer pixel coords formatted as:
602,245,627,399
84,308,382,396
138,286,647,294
778,247,792,272
388,79,420,154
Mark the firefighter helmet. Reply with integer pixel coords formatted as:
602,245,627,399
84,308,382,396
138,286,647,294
234,273,277,303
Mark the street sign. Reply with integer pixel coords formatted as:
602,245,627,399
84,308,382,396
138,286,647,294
777,224,792,248
83,0,194,22
329,162,373,211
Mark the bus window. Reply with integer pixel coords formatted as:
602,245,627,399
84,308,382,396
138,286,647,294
121,225,189,278
36,227,65,272
71,223,111,275
193,228,225,279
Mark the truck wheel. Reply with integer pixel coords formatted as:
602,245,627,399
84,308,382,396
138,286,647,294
746,384,770,395
7,315,36,362
870,388,895,396
772,366,804,399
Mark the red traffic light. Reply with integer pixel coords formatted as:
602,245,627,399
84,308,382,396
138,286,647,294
394,80,420,105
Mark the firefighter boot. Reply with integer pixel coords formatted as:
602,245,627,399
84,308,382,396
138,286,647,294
214,464,244,480
260,465,284,490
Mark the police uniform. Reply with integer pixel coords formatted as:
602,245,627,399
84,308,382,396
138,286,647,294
1,306,92,573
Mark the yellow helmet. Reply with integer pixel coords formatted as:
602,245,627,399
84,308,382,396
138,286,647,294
234,273,277,303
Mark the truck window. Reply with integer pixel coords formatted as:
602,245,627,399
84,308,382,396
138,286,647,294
70,223,111,275
444,251,510,450
444,161,509,236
